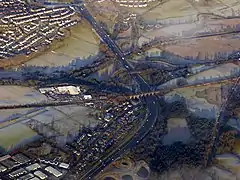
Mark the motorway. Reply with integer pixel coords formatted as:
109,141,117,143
75,5,153,93
1,1,238,178
19,6,240,176
72,4,162,180
62,5,240,177
81,99,160,180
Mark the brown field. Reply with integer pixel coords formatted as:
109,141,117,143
0,85,47,106
140,17,240,40
0,37,67,69
86,0,119,34
52,20,100,58
165,35,240,59
131,0,240,21
25,20,100,67
0,85,47,123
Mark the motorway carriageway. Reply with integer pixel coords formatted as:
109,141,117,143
79,96,160,180
73,5,240,177
75,5,162,180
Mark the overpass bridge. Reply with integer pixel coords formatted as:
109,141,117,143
112,68,155,78
128,76,240,99
5,2,240,173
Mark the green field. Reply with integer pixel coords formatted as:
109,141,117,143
0,123,38,151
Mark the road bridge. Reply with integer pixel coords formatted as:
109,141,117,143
1,76,239,110
128,76,240,98
16,1,240,177
42,3,161,180
112,68,155,78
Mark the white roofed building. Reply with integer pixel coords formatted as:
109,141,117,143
39,87,55,94
59,162,70,169
83,95,92,100
45,166,62,178
39,86,81,95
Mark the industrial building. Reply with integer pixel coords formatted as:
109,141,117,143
39,85,81,95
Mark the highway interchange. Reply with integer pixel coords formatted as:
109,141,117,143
32,1,165,179
13,1,163,179
70,3,162,179
43,2,240,178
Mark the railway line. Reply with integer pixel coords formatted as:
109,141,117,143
128,76,240,99
125,29,240,59
1,75,239,110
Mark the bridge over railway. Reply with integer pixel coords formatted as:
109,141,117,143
128,76,240,99
2,1,240,176
113,54,240,80
112,68,155,78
